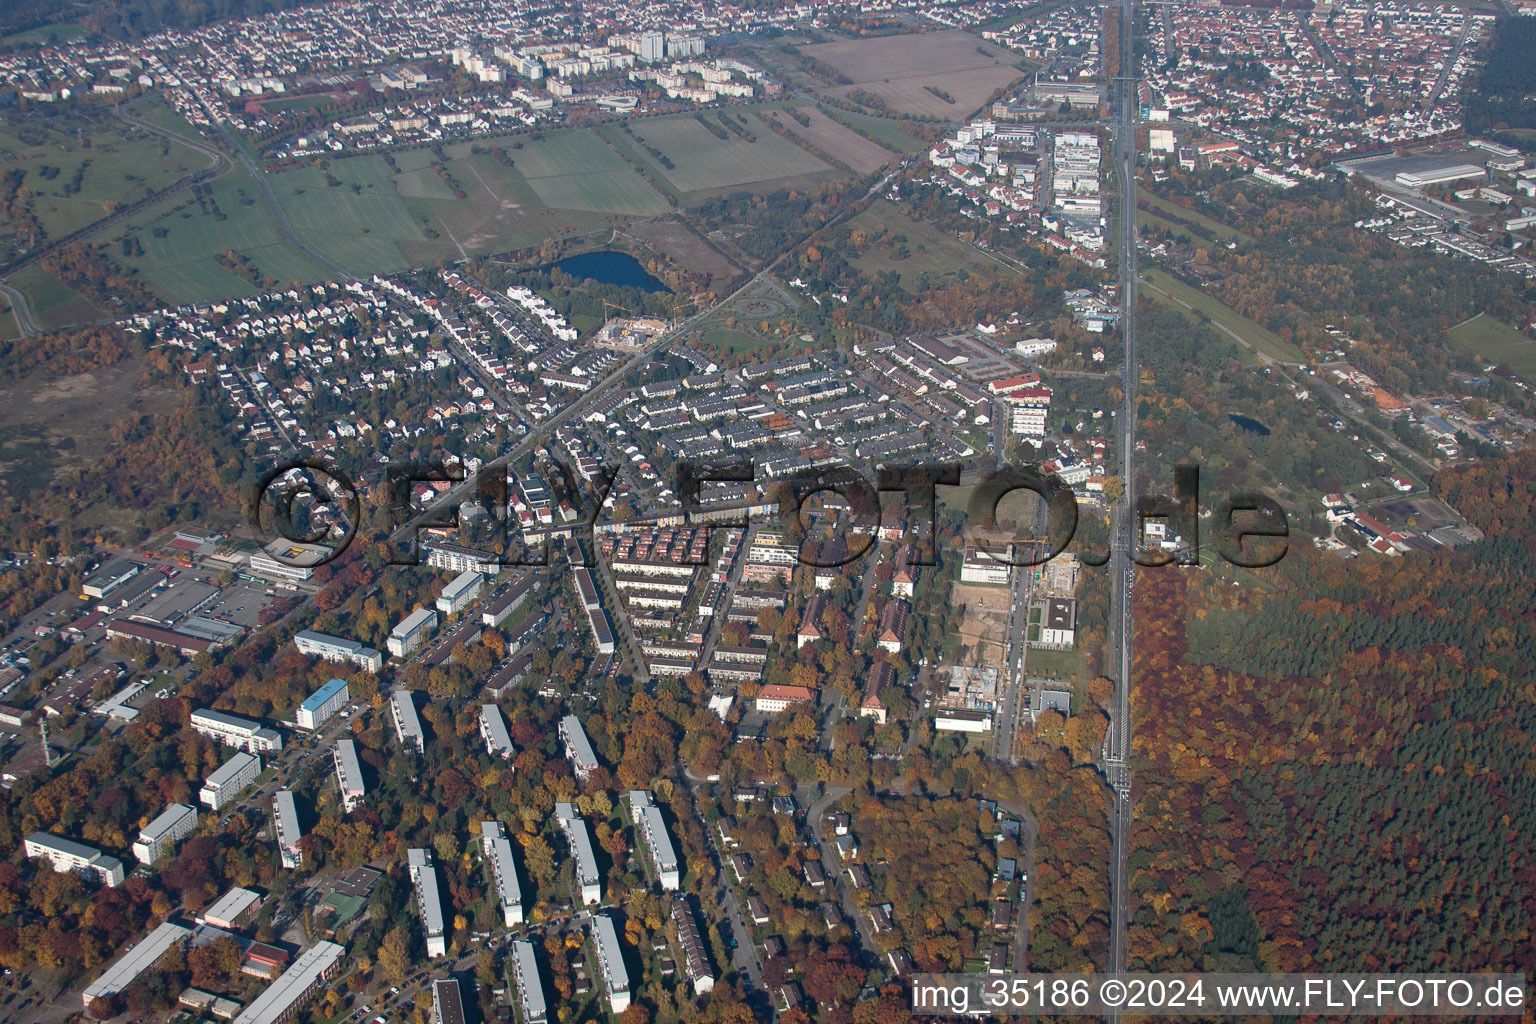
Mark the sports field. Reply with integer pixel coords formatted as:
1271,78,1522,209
624,114,835,194
763,108,899,174
1448,314,1536,381
801,31,1023,117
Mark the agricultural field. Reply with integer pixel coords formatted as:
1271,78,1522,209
123,94,207,140
101,135,645,301
0,21,90,48
474,131,671,216
822,108,934,155
1448,313,1536,381
619,113,836,194
0,108,212,260
800,30,1024,118
762,106,900,174
101,165,331,303
81,110,846,310
271,155,432,273
257,92,340,114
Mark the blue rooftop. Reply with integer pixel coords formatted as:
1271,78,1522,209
300,677,349,713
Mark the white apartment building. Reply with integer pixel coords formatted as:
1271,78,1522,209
273,789,304,869
559,714,599,780
295,677,349,730
191,708,283,754
480,703,516,761
481,821,524,927
24,832,125,887
293,630,384,672
629,791,680,891
333,740,366,813
592,914,631,1013
556,802,602,905
200,751,262,810
388,607,438,657
409,848,448,958
436,570,485,616
131,803,198,864
392,689,426,755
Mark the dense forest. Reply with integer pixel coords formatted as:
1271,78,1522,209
1123,449,1536,976
0,0,318,43
1462,18,1536,139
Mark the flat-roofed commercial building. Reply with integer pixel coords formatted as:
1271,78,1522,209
480,821,524,927
106,618,231,656
671,895,715,994
934,709,994,734
432,978,467,1024
132,802,198,864
293,630,383,672
230,940,344,1024
294,678,349,730
24,832,124,887
556,802,602,905
391,689,426,755
82,559,141,599
1395,164,1486,188
388,607,438,658
333,740,365,813
436,570,485,617
178,989,242,1019
191,708,283,754
592,913,631,1013
409,847,448,957
629,791,680,891
559,714,598,780
479,703,516,760
81,921,191,1007
273,790,304,869
199,886,260,930
248,540,330,583
511,940,548,1024
200,751,262,810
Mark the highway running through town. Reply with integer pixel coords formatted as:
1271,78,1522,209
1105,0,1140,1006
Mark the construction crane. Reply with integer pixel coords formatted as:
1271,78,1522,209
601,298,635,323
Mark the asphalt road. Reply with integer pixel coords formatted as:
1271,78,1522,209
0,282,38,338
1105,0,1140,999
